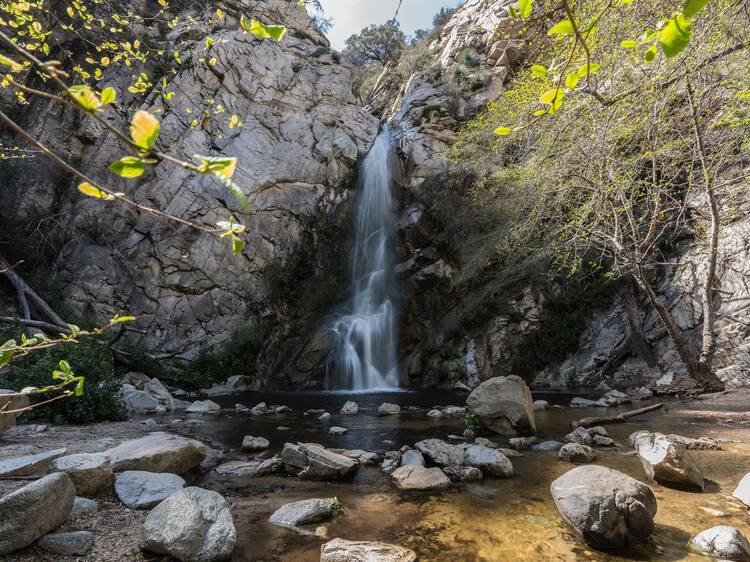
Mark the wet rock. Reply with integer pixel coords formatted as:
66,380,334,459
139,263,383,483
559,443,597,463
634,432,704,491
691,526,750,561
732,473,750,507
443,406,466,417
570,397,607,408
269,498,338,529
281,443,358,480
466,376,536,435
204,376,253,396
272,405,292,414
142,487,236,562
331,449,378,465
533,441,563,452
381,451,401,474
601,390,630,406
533,400,549,411
400,449,425,467
593,435,616,448
443,465,483,482
392,465,451,490
415,439,465,466
329,426,348,436
185,400,221,414
49,453,114,497
464,445,513,477
473,437,497,448
71,496,98,515
242,436,270,452
0,390,29,434
508,437,537,450
105,432,208,474
426,409,444,418
37,531,95,555
377,403,401,416
122,372,151,389
319,412,332,422
251,402,269,416
565,427,593,446
588,426,609,437
463,429,476,439
0,448,67,477
340,401,359,415
214,459,278,477
550,465,657,549
235,404,250,413
115,471,186,509
0,473,76,555
666,434,722,451
320,538,417,562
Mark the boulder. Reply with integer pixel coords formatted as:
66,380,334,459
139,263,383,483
691,526,750,561
105,432,208,474
204,376,252,396
533,440,563,452
122,371,151,388
588,426,608,437
508,437,537,450
115,471,186,509
377,403,401,416
559,443,597,463
564,427,593,446
320,538,417,562
330,449,378,464
281,443,358,480
241,436,269,452
143,487,236,562
415,439,465,467
533,400,549,411
634,432,704,490
465,376,536,435
251,402,268,416
186,400,221,414
340,401,359,415
37,531,95,555
400,449,425,467
329,426,348,436
0,473,76,555
392,465,451,490
381,451,401,474
0,448,67,477
443,406,465,417
550,465,657,549
122,386,160,413
464,445,513,477
443,465,483,481
71,497,98,515
214,459,277,478
427,409,444,418
0,390,30,433
49,453,114,497
319,412,332,421
268,498,338,529
732,473,750,507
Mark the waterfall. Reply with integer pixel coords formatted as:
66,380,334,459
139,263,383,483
326,128,400,391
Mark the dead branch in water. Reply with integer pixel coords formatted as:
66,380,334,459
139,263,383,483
570,402,664,429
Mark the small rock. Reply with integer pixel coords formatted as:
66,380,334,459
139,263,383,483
593,435,616,448
277,426,291,431
464,445,513,477
281,443,358,480
49,453,114,497
269,498,338,529
587,426,609,437
71,496,98,515
498,448,523,458
508,437,537,450
329,426,348,436
251,402,268,416
272,404,292,414
473,437,497,448
443,465,483,482
142,487,236,562
565,427,593,446
426,409,444,418
533,400,549,411
37,531,94,555
214,459,277,477
463,429,476,439
443,406,466,417
185,400,221,414
415,439,465,466
559,443,597,463
320,538,416,562
533,440,563,452
570,397,607,408
392,465,451,490
377,403,401,416
691,526,750,561
0,448,67,477
122,372,151,389
381,451,401,474
340,401,359,415
235,404,250,413
242,436,270,452
400,449,425,467
114,471,186,509
318,412,332,422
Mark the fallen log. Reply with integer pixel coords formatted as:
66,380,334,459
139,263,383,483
570,402,664,429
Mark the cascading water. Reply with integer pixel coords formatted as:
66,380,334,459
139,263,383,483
326,128,400,391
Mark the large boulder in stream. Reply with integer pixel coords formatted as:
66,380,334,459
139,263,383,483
392,465,451,491
550,465,657,549
463,445,513,477
466,376,536,435
0,472,76,555
321,538,417,562
691,526,750,561
633,432,704,490
269,498,339,529
142,487,236,562
415,439,465,466
281,443,358,480
105,432,208,475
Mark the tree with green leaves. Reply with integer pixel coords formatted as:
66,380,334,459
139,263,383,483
343,20,406,68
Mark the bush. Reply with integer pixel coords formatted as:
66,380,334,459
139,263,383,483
4,334,126,424
189,327,264,389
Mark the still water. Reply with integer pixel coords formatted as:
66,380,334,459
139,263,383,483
183,390,750,561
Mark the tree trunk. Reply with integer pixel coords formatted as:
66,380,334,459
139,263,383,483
625,275,657,368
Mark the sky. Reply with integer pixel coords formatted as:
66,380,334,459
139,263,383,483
314,0,463,50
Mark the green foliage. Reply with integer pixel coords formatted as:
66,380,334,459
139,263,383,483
463,410,481,431
343,20,406,68
190,327,265,389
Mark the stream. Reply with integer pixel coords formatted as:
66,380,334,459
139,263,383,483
173,390,750,561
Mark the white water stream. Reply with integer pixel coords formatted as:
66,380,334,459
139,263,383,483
326,129,400,391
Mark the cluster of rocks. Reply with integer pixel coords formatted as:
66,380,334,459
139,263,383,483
120,372,192,414
426,405,466,418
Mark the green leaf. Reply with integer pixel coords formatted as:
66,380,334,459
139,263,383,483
110,315,136,324
644,45,658,63
564,73,580,89
109,156,145,178
78,182,115,200
659,15,692,58
539,88,564,105
575,63,601,78
130,110,160,150
530,64,548,78
0,339,15,369
0,54,23,71
193,155,238,178
620,39,639,48
100,87,116,105
548,19,574,36
518,0,534,19
247,19,287,41
215,174,250,211
67,85,101,111
682,0,709,18
231,235,245,255
494,127,512,136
